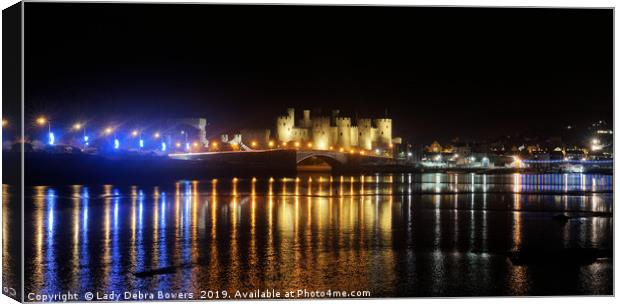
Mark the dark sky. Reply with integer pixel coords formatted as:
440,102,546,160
24,3,612,143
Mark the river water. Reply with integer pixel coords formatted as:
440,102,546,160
3,173,613,300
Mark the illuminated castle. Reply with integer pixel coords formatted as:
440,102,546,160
276,108,395,150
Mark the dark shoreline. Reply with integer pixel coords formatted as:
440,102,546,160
2,151,613,186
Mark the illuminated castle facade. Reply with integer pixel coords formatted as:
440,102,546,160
276,108,394,150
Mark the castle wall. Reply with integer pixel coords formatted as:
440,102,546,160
240,129,271,147
275,108,394,151
292,127,309,142
330,127,338,148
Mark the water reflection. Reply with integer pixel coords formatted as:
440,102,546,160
20,173,613,298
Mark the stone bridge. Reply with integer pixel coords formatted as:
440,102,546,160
168,149,394,172
295,150,349,166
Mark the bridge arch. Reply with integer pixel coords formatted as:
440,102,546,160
295,151,348,167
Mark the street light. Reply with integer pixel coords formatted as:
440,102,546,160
36,116,53,145
513,156,522,169
36,116,47,126
154,132,160,139
72,122,87,147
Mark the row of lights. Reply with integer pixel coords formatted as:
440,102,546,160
30,116,202,152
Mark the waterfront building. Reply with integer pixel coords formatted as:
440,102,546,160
275,108,395,151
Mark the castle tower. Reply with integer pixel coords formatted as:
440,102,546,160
276,108,296,143
312,116,331,150
287,108,295,120
331,109,340,125
350,126,359,147
374,118,392,146
301,109,312,129
336,117,352,148
357,118,373,150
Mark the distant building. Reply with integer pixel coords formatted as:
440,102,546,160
240,129,271,148
275,108,395,151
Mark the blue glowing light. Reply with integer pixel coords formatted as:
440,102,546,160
48,132,55,145
185,142,190,151
83,135,89,142
47,189,56,232
114,139,120,149
139,139,144,148
161,142,167,152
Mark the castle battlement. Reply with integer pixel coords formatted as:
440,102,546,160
276,108,393,150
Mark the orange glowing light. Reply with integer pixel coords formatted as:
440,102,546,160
36,117,47,126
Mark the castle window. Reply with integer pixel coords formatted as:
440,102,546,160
381,131,384,135
340,132,343,136
359,132,362,136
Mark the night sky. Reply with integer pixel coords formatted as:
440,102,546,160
24,4,612,143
